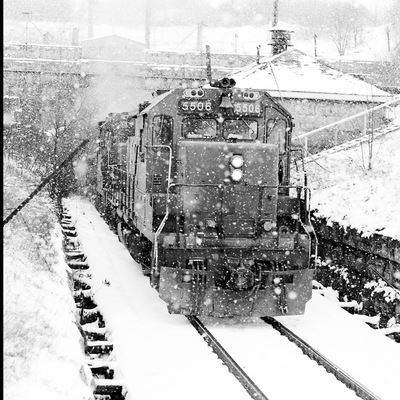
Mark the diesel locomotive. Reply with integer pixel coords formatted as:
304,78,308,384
95,78,317,317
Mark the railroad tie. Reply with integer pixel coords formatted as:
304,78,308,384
80,308,101,325
93,379,125,400
75,292,97,310
84,327,108,342
68,260,90,270
85,340,114,356
63,207,126,400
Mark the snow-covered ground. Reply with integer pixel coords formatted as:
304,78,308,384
66,196,400,400
64,197,248,400
276,294,400,400
306,125,400,239
205,317,359,400
3,160,93,400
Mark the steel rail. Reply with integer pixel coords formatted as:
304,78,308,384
187,316,269,400
262,317,382,400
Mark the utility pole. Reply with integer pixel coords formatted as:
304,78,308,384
205,45,212,83
88,0,94,38
3,140,89,226
234,33,238,53
272,0,279,27
197,22,205,53
314,33,318,57
145,0,152,50
386,27,391,53
22,11,31,47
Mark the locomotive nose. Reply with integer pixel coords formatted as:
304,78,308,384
178,141,278,186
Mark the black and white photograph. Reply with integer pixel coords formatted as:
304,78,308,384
3,0,400,399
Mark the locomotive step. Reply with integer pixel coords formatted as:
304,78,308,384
93,379,125,400
85,340,114,355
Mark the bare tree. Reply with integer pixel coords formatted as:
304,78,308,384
329,4,354,56
4,72,97,203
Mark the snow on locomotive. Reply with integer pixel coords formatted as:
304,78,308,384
95,78,317,317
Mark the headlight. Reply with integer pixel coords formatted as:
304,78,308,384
231,155,244,168
231,169,243,182
182,272,192,283
263,220,273,231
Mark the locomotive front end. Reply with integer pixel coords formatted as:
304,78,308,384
156,82,316,317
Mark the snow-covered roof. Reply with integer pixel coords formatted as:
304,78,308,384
139,90,172,115
231,49,393,103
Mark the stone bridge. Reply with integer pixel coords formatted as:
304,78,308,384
3,43,243,109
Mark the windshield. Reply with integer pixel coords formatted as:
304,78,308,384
182,118,217,139
223,119,258,140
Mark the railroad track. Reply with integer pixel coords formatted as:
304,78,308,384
191,314,383,400
187,316,269,400
262,317,382,400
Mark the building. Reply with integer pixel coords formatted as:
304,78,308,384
81,35,145,62
230,39,395,153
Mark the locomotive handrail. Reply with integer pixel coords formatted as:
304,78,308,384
168,182,311,199
147,144,173,284
149,181,317,276
165,182,317,265
167,182,313,214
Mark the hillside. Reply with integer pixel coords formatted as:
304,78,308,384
305,124,400,240
3,159,92,400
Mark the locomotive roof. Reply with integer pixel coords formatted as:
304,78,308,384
139,90,173,115
139,85,292,119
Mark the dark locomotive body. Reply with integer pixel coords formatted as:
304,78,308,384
96,80,317,317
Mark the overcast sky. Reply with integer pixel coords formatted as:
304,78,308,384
205,0,392,11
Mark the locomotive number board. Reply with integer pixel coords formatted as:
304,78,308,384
178,100,215,114
233,101,262,116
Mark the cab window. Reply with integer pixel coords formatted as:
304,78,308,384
223,119,257,140
153,115,173,145
266,118,287,153
182,118,217,139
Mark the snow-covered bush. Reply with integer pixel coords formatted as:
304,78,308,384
4,160,93,400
